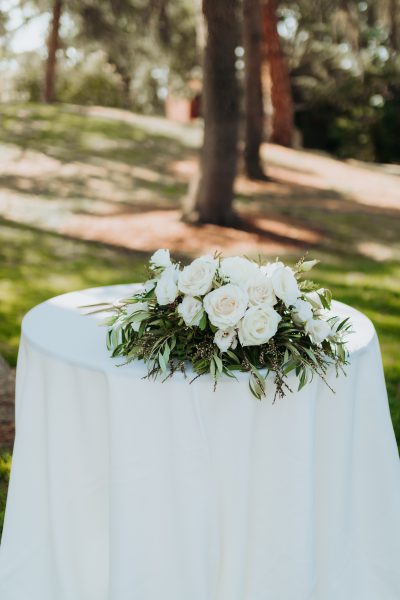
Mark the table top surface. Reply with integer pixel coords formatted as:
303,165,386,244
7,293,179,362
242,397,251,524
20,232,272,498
21,284,376,375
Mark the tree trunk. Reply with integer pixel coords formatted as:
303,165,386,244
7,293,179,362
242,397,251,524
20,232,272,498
243,0,268,180
389,0,399,52
262,0,294,147
43,0,62,104
184,0,240,226
121,74,132,108
112,60,132,108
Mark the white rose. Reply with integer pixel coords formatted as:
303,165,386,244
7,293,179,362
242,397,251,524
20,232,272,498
150,249,171,269
214,328,237,353
155,265,179,305
247,273,277,306
292,298,313,324
178,256,217,296
305,318,332,343
260,261,284,277
219,256,259,288
271,266,300,306
177,295,203,327
204,283,248,330
238,305,282,347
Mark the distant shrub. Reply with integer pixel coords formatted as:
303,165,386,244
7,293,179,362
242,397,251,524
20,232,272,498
59,51,126,108
293,60,400,163
12,52,43,103
11,50,127,108
372,97,400,163
6,49,165,114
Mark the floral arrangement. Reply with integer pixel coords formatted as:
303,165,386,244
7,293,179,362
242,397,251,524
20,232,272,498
89,250,351,400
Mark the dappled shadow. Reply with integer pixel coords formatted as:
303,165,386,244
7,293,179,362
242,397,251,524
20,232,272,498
0,104,193,172
232,155,400,262
0,103,400,265
59,208,319,256
0,172,185,213
0,216,150,364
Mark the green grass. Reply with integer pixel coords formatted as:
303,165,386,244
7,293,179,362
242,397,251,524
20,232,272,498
0,453,11,539
0,219,147,365
312,256,400,439
0,103,187,169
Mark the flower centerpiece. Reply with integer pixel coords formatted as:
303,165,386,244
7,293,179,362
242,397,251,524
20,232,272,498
89,251,351,400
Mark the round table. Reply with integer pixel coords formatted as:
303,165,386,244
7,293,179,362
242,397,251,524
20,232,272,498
1,285,400,600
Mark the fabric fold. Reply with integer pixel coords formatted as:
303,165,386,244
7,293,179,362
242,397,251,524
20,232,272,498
1,286,399,600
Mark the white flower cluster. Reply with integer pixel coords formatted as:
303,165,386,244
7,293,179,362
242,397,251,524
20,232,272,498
149,250,332,352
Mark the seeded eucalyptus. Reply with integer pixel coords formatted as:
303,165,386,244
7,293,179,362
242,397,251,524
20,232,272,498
85,251,351,400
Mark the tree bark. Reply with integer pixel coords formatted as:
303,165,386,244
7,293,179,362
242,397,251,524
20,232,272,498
389,0,399,52
262,0,294,147
43,0,62,104
111,60,132,108
243,0,268,180
184,0,240,225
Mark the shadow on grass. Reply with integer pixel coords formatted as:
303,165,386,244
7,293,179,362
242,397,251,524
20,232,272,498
239,187,400,261
0,218,151,366
0,103,191,170
1,103,399,265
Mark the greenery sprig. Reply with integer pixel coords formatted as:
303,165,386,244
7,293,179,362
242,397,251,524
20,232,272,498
84,251,351,401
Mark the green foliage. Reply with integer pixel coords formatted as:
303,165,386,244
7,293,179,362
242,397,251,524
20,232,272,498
12,52,43,103
283,0,400,162
71,0,198,109
10,51,128,108
59,52,128,108
4,0,198,111
293,60,400,162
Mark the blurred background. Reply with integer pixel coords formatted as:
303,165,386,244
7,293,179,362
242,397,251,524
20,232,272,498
0,0,399,530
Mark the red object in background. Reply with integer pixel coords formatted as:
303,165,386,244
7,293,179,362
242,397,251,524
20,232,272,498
165,93,202,123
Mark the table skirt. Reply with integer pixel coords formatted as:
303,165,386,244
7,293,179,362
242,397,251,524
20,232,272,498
1,286,400,600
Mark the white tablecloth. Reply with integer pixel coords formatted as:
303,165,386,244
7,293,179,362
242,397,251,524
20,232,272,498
1,285,400,600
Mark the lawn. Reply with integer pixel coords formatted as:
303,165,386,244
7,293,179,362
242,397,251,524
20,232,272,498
0,103,399,535
0,219,148,365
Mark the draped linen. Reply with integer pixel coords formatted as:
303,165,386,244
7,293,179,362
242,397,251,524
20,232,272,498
1,285,400,600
